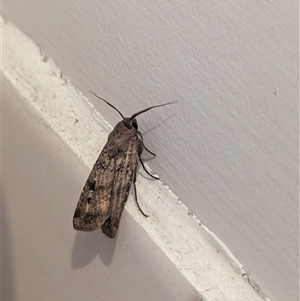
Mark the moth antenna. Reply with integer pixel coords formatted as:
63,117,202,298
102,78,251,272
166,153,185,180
130,101,178,120
90,91,124,119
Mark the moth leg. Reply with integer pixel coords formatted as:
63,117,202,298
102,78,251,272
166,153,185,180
143,144,156,157
139,158,159,180
133,172,148,217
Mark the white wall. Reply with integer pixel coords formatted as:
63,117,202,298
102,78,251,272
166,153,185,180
2,1,298,300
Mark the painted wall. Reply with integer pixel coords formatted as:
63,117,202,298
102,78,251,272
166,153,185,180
3,1,298,300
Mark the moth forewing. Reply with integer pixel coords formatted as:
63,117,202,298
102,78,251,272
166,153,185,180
73,139,116,231
101,133,142,238
73,92,176,238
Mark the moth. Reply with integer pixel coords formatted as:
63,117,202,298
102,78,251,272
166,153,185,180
73,92,175,238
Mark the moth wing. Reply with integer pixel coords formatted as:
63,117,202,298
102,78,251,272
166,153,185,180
101,138,140,238
73,142,116,231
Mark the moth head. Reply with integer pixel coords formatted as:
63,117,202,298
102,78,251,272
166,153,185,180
122,117,138,130
131,118,138,129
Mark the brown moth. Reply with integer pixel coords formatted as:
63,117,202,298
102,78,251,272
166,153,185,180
73,92,175,238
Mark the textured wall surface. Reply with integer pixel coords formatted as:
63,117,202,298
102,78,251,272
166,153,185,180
3,1,298,300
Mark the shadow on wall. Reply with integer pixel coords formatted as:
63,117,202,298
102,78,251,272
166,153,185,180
2,189,16,301
71,226,118,268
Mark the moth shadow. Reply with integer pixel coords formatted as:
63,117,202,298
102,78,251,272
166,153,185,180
71,230,117,268
138,114,176,181
142,114,176,136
